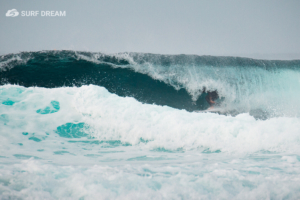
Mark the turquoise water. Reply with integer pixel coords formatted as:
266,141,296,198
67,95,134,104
1,85,300,199
1,51,300,199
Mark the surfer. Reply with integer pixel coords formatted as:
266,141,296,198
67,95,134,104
205,91,219,110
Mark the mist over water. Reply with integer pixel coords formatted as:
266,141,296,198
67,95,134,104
1,51,300,199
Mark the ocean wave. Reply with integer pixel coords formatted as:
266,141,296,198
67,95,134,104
1,50,300,118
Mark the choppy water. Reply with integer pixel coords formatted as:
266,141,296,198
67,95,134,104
1,51,300,199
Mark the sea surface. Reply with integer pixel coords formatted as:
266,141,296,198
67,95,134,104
1,51,300,199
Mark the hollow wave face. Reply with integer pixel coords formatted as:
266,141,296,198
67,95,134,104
1,51,300,118
1,51,300,199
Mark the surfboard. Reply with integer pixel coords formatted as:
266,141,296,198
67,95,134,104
195,108,224,113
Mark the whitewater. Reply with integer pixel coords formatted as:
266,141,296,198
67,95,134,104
1,51,300,199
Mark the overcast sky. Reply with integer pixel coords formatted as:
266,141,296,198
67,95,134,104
1,0,300,59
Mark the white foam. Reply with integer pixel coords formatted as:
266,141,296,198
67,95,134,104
1,156,300,199
1,84,300,155
1,85,300,199
0,54,29,71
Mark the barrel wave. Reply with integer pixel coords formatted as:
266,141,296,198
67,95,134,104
1,51,300,199
1,50,300,118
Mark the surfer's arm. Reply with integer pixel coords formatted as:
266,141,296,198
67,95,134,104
209,96,215,104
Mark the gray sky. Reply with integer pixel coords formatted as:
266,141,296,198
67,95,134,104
1,0,300,59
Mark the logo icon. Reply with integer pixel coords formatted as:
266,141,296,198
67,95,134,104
6,9,19,17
